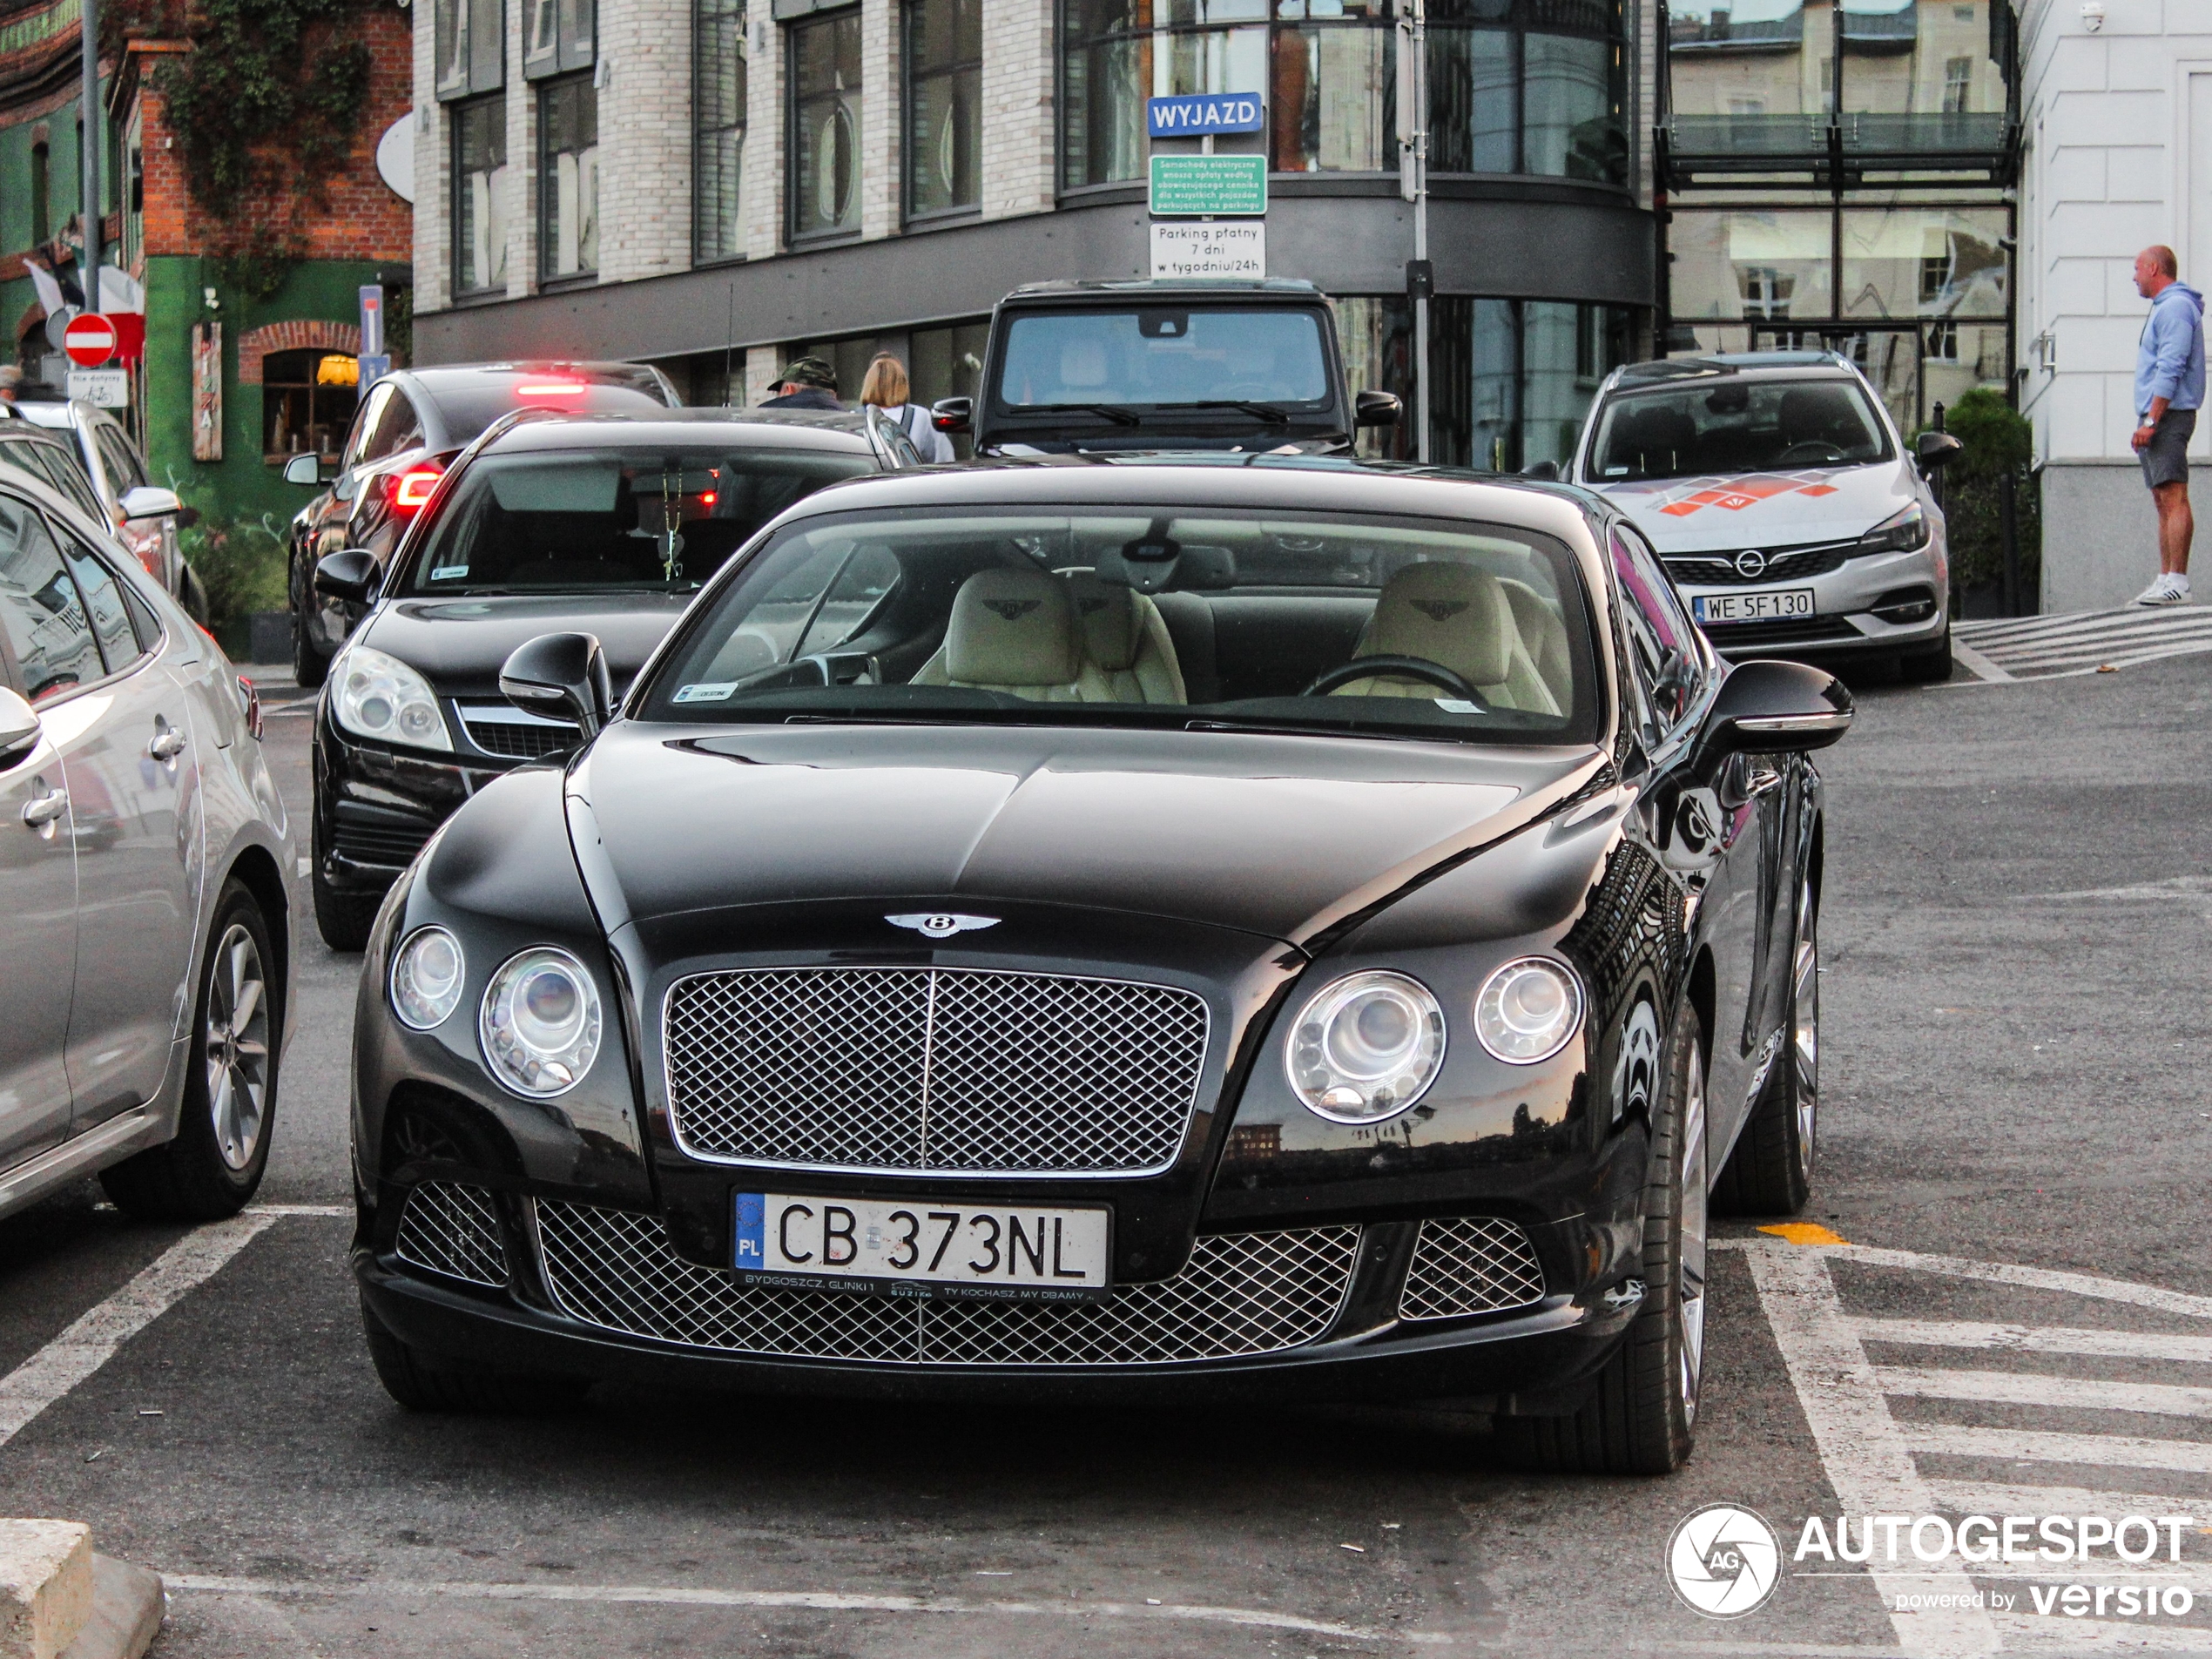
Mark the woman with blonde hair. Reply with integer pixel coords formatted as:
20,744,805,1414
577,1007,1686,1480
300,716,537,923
859,353,955,462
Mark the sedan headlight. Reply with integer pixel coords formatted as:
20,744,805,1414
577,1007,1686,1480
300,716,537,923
1854,502,1929,556
1474,957,1585,1064
480,948,602,1096
1285,970,1447,1124
390,926,466,1029
334,644,452,751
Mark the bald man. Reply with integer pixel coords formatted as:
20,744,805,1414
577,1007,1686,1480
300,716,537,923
2131,245,2205,605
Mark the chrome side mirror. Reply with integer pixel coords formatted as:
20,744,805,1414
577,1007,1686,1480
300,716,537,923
0,687,42,770
119,484,182,521
499,632,612,741
1694,658,1854,771
1915,430,1964,471
931,396,973,434
1353,389,1402,428
314,549,381,604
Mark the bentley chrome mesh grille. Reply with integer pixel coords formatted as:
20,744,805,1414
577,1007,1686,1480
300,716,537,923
535,1200,1359,1366
393,1181,509,1288
663,968,1209,1174
1399,1217,1547,1321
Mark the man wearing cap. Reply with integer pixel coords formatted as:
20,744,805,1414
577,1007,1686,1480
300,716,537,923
761,356,843,411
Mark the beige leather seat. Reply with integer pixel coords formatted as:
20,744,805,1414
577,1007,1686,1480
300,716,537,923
1334,562,1561,716
1062,570,1187,704
911,568,1109,701
1500,577,1574,713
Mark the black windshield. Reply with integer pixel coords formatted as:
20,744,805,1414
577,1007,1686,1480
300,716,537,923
992,308,1334,417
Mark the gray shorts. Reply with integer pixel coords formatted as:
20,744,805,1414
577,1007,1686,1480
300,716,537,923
2141,408,2196,489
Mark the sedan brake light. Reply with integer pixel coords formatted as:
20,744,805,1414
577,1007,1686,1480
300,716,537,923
392,466,444,512
515,381,587,399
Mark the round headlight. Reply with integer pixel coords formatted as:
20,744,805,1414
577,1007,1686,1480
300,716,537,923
1285,970,1447,1124
479,948,602,1096
390,926,466,1029
1474,957,1585,1064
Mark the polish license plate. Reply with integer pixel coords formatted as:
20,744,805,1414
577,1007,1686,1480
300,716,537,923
733,1191,1112,1303
1693,588,1816,624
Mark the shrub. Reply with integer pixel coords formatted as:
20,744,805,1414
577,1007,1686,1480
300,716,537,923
183,516,287,632
1917,388,2040,611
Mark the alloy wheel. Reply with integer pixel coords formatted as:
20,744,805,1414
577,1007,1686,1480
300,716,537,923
1678,1042,1709,1427
203,923,272,1171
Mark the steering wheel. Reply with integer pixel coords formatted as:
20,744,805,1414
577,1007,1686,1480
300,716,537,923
1777,440,1847,464
1302,655,1487,707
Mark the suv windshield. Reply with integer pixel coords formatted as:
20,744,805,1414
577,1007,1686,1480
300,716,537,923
993,309,1332,417
1588,376,1892,482
642,504,1597,745
403,446,873,595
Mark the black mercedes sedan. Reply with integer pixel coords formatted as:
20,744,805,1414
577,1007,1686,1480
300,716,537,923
350,457,1849,1474
308,407,920,949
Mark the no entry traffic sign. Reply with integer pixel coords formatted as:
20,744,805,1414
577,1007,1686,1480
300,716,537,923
64,313,118,368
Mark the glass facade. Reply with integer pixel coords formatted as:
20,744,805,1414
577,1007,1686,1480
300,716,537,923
791,10,863,240
1061,0,1625,189
539,74,600,280
452,94,510,296
906,0,982,218
696,0,748,261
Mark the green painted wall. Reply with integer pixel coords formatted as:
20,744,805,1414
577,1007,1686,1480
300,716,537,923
143,254,393,529
0,79,99,254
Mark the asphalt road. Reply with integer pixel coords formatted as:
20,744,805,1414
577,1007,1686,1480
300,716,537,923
3,650,2211,1659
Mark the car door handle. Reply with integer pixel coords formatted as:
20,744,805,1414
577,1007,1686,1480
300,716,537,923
21,786,67,828
148,727,187,761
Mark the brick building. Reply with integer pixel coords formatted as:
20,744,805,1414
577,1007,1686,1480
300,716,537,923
410,0,1662,465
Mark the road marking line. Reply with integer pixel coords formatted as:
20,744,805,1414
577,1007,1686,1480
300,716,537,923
1900,1424,2212,1475
247,1203,351,1218
1807,1245,2212,1323
1853,1320,2212,1365
1989,1612,2212,1653
159,1575,1407,1641
0,1212,278,1452
1875,1367,2212,1420
1949,641,2013,683
1742,1240,2001,1657
1920,1479,2206,1520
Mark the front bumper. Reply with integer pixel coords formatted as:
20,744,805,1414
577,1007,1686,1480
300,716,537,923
313,709,529,896
1676,545,1948,661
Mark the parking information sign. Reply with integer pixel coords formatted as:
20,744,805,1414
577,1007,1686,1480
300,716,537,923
1147,154,1267,216
1150,221,1265,280
1146,92,1264,138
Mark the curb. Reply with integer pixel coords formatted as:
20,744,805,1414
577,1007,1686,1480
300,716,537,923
1,1523,161,1659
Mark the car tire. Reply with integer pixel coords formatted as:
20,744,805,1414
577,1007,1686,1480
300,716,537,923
101,880,280,1223
1898,629,1954,683
292,599,328,690
1492,1004,1707,1476
1714,879,1819,1217
312,855,381,954
361,1299,585,1413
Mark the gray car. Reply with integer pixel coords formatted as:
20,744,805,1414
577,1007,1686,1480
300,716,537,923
11,395,205,623
0,465,295,1224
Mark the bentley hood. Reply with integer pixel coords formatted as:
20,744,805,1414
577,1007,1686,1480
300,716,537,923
564,720,1600,946
1586,460,1915,556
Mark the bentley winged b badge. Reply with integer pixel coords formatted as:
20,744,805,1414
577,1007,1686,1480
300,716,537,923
886,913,1001,940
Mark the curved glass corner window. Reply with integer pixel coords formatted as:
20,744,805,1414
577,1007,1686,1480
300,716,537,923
538,74,599,280
452,95,511,295
1060,0,1622,186
791,10,862,239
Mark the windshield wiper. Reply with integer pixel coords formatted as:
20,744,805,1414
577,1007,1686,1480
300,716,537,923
1176,401,1292,426
1014,403,1142,427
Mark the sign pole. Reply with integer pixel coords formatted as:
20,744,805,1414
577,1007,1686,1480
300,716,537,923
1412,0,1429,463
81,0,99,297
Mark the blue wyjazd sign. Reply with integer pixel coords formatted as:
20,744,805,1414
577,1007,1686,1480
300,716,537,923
1147,93,1265,138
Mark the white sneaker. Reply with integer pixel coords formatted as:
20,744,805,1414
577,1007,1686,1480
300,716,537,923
2134,575,2190,606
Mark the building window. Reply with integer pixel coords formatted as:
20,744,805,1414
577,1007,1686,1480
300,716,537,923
452,95,511,295
905,0,981,219
1942,55,1972,115
539,74,600,280
790,10,862,241
262,349,361,465
524,0,596,78
696,0,749,260
1059,0,1623,188
30,138,50,246
436,0,506,99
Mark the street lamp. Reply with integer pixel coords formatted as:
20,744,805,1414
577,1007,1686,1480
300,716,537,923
81,0,98,299
1395,0,1430,462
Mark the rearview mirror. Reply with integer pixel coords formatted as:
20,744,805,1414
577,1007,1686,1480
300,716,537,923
282,453,327,487
1354,389,1402,428
313,548,381,604
499,632,613,742
932,396,973,434
1915,430,1964,471
1694,658,1852,769
0,687,41,770
119,484,182,521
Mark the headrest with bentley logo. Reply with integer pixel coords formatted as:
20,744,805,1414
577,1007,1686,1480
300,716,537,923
1061,570,1141,670
944,567,1080,685
1359,561,1514,689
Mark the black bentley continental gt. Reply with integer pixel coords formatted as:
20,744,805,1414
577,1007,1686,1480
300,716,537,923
351,458,1849,1474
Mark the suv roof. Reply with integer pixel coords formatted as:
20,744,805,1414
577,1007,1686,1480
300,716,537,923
480,408,891,454
1001,279,1323,303
1614,352,1856,386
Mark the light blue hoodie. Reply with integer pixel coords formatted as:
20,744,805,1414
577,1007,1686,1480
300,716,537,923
2137,280,2205,416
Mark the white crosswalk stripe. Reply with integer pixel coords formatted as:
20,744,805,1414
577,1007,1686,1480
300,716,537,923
1955,607,2212,680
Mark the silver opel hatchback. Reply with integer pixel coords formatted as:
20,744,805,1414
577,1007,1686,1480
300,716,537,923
0,465,295,1223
